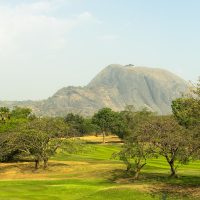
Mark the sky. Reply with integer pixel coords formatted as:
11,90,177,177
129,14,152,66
0,0,200,100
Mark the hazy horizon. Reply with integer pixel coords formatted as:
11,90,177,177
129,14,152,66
0,0,200,100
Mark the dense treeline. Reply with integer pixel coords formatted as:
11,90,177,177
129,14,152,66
0,79,199,180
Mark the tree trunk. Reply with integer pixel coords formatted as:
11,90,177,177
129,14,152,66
133,163,146,179
169,161,177,177
35,160,39,170
133,170,140,180
43,158,48,169
126,162,131,172
165,155,178,178
102,131,105,144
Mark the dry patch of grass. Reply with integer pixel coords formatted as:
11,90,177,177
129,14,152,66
0,161,87,180
147,184,200,199
80,135,122,144
101,184,151,192
0,160,123,180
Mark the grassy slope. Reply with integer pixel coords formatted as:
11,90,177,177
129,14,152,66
0,136,199,200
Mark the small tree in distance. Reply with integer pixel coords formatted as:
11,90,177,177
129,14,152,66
92,108,117,143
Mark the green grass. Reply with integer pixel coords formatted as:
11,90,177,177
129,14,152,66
0,141,199,200
52,143,120,162
0,179,160,200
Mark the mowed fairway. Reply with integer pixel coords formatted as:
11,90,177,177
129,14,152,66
0,136,199,200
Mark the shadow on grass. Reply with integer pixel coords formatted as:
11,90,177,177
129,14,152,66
108,169,200,199
85,141,122,145
149,184,200,200
85,141,102,144
0,163,21,173
109,168,200,185
0,162,70,174
141,172,200,186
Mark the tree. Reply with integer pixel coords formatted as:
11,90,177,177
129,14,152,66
172,78,200,128
112,106,154,139
0,107,10,122
14,117,69,169
110,112,128,139
172,78,200,160
64,113,86,136
114,108,155,179
0,110,30,162
172,98,200,128
81,118,100,136
92,108,117,143
16,130,61,169
0,107,71,168
0,132,19,162
11,106,32,119
116,133,155,179
142,116,191,177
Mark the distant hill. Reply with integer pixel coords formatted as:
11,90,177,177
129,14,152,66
0,64,189,116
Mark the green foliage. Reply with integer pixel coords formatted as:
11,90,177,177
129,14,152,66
11,106,32,119
0,106,33,133
92,108,120,143
61,138,87,154
64,113,85,135
0,118,28,133
27,117,69,138
16,130,61,169
81,118,100,135
172,78,200,128
15,117,70,168
0,132,19,162
115,137,156,179
0,115,70,168
114,107,155,178
92,108,117,133
142,116,193,177
172,79,200,161
117,106,154,138
0,107,10,122
172,98,200,128
0,117,29,162
64,113,98,136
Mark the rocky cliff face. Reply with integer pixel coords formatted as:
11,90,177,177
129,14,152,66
0,64,189,116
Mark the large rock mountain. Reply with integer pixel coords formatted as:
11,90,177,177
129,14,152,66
0,64,189,116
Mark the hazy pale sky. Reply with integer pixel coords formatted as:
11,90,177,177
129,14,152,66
0,0,199,100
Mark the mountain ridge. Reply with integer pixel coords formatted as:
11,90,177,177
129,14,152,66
0,64,189,116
